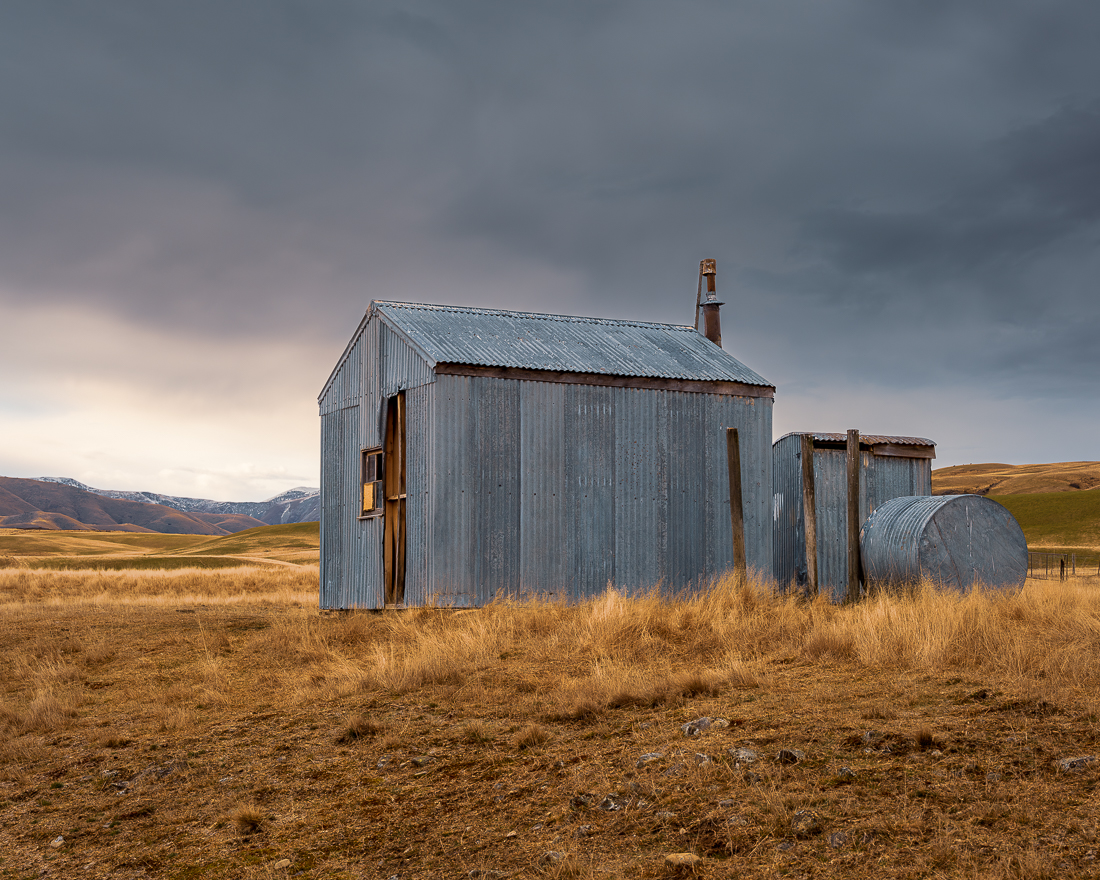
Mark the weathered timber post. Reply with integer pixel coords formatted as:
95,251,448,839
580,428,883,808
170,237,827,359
800,433,818,595
846,428,861,602
726,427,747,581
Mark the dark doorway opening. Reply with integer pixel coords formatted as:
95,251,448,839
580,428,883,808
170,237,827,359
383,392,407,606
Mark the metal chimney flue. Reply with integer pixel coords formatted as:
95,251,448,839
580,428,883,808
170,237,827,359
697,258,723,347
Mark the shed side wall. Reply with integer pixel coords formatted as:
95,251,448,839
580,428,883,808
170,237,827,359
428,374,772,601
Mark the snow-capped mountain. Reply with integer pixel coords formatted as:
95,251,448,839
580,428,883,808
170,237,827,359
34,478,320,525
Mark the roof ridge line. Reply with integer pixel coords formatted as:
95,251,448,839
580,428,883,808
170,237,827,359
372,300,696,332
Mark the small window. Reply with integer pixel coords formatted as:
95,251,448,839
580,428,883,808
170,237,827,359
361,448,383,517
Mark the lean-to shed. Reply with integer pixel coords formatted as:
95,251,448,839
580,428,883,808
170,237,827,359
772,432,935,601
318,301,774,609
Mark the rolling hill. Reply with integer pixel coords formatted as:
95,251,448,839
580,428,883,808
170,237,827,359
933,461,1100,554
0,521,319,569
932,461,1100,495
0,477,268,535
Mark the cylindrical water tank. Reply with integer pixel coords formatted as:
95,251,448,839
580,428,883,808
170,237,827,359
860,494,1028,591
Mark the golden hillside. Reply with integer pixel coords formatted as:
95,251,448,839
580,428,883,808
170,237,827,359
932,460,1100,495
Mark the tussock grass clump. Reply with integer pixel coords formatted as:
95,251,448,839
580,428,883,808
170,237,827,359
914,723,938,750
514,723,552,750
230,805,265,836
337,713,384,743
18,688,80,734
461,720,495,744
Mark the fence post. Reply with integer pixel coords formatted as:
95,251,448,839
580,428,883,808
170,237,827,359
846,429,861,603
726,428,747,581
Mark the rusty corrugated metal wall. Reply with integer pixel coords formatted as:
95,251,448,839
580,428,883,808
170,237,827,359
772,433,933,601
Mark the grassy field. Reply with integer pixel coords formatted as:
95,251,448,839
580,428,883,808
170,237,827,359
991,490,1100,555
2,564,1100,879
0,522,320,571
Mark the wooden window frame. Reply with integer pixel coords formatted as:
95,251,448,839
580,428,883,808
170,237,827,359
359,447,384,519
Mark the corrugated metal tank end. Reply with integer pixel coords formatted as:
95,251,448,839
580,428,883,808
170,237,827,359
860,494,1028,592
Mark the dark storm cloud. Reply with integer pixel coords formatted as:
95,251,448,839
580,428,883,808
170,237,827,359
801,104,1100,281
2,0,1099,404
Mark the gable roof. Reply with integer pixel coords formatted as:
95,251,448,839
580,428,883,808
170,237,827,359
372,301,772,387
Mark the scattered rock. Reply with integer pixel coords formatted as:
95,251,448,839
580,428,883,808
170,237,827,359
776,748,804,765
718,799,736,808
728,747,758,768
49,836,64,849
655,811,678,822
411,756,433,768
273,860,291,870
597,795,625,812
664,852,702,870
711,718,731,729
861,730,883,745
836,767,856,782
569,794,591,810
681,718,712,737
828,831,848,850
376,756,392,771
694,753,712,766
539,852,566,866
791,809,822,838
1057,755,1097,773
636,752,664,768
663,763,686,777
574,824,592,838
743,771,763,785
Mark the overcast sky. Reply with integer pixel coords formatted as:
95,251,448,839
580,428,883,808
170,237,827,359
2,1,1098,501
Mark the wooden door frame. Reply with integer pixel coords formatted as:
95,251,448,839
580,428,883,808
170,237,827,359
383,392,407,606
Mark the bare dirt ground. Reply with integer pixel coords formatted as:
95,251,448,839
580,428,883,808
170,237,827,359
2,570,1100,879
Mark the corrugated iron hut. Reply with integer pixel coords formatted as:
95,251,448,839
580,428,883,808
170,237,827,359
318,300,774,609
772,432,936,601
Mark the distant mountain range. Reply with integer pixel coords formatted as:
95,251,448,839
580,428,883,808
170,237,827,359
0,476,319,535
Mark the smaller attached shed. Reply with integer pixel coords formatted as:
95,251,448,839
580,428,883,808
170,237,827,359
772,432,935,600
319,301,775,609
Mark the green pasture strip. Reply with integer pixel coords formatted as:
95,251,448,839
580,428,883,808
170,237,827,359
991,488,1100,550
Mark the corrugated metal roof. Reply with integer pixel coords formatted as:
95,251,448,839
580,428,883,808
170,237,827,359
776,432,935,447
372,301,772,387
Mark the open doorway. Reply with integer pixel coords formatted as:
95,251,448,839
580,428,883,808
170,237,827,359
383,392,406,606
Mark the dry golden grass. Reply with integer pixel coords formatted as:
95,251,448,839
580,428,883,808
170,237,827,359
0,565,317,609
2,567,1100,878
